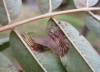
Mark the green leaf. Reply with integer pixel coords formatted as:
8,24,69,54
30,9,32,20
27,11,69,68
36,0,62,14
33,50,67,72
10,31,67,72
0,53,18,72
47,19,100,72
74,0,98,8
85,13,100,38
0,37,10,51
0,0,22,26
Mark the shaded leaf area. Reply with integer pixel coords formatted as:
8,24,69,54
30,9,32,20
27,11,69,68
74,0,98,8
36,0,62,14
0,0,22,26
0,53,18,72
47,20,100,72
85,13,100,38
10,31,67,72
0,37,10,51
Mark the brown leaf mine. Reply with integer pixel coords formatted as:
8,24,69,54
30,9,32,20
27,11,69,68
21,33,47,52
47,21,70,57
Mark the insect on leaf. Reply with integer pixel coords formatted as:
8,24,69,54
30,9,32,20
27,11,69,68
10,30,67,72
47,19,100,72
47,19,70,57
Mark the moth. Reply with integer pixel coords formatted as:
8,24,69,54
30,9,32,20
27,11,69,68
21,32,47,52
47,20,70,57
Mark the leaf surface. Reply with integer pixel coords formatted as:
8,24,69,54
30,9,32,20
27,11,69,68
10,31,67,72
0,0,22,26
47,19,100,72
36,0,62,14
85,12,100,38
0,53,18,72
74,0,98,8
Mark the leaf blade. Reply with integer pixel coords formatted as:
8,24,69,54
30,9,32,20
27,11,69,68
0,53,18,72
0,0,22,26
59,21,100,72
47,19,100,72
85,12,100,38
10,31,67,72
74,0,98,8
36,0,62,14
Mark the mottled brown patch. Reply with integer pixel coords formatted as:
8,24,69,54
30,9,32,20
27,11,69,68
21,33,47,52
48,26,69,57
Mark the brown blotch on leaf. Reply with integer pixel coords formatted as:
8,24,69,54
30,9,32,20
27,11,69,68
21,33,48,53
